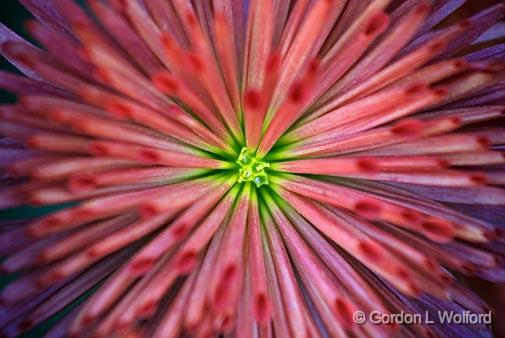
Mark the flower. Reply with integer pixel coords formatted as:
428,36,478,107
0,0,504,337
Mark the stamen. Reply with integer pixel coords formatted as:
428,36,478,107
236,147,270,187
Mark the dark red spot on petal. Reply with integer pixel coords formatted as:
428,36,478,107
425,328,439,338
409,284,422,297
396,268,410,281
423,258,436,270
401,210,421,224
429,40,446,53
187,53,205,72
25,226,42,239
16,53,33,68
364,12,389,37
432,86,448,97
213,265,238,310
334,299,353,327
254,293,270,323
356,158,378,172
307,58,321,77
81,314,96,326
129,258,154,276
460,263,476,275
440,273,454,285
223,265,237,283
244,90,262,111
75,208,93,218
415,3,430,15
140,204,158,218
40,216,63,229
107,101,133,118
215,313,234,334
37,270,64,288
25,136,41,149
358,241,383,262
458,19,471,29
86,247,101,259
421,219,454,241
484,228,503,241
94,67,110,83
288,82,306,103
68,176,96,193
405,83,426,96
138,149,161,163
391,120,423,137
470,173,487,186
185,12,198,27
137,300,157,319
494,228,504,238
354,200,381,219
477,136,490,148
153,72,179,94
453,59,468,70
171,224,188,239
266,52,281,73
88,143,110,156
24,20,38,34
161,34,175,50
437,159,450,168
176,251,197,273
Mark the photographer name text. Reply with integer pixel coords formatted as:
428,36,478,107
352,310,492,325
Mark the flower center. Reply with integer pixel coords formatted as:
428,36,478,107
236,147,270,188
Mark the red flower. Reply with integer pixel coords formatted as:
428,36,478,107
0,0,504,337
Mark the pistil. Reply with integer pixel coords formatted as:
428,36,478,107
236,147,270,187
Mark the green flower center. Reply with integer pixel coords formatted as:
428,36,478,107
236,147,270,188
